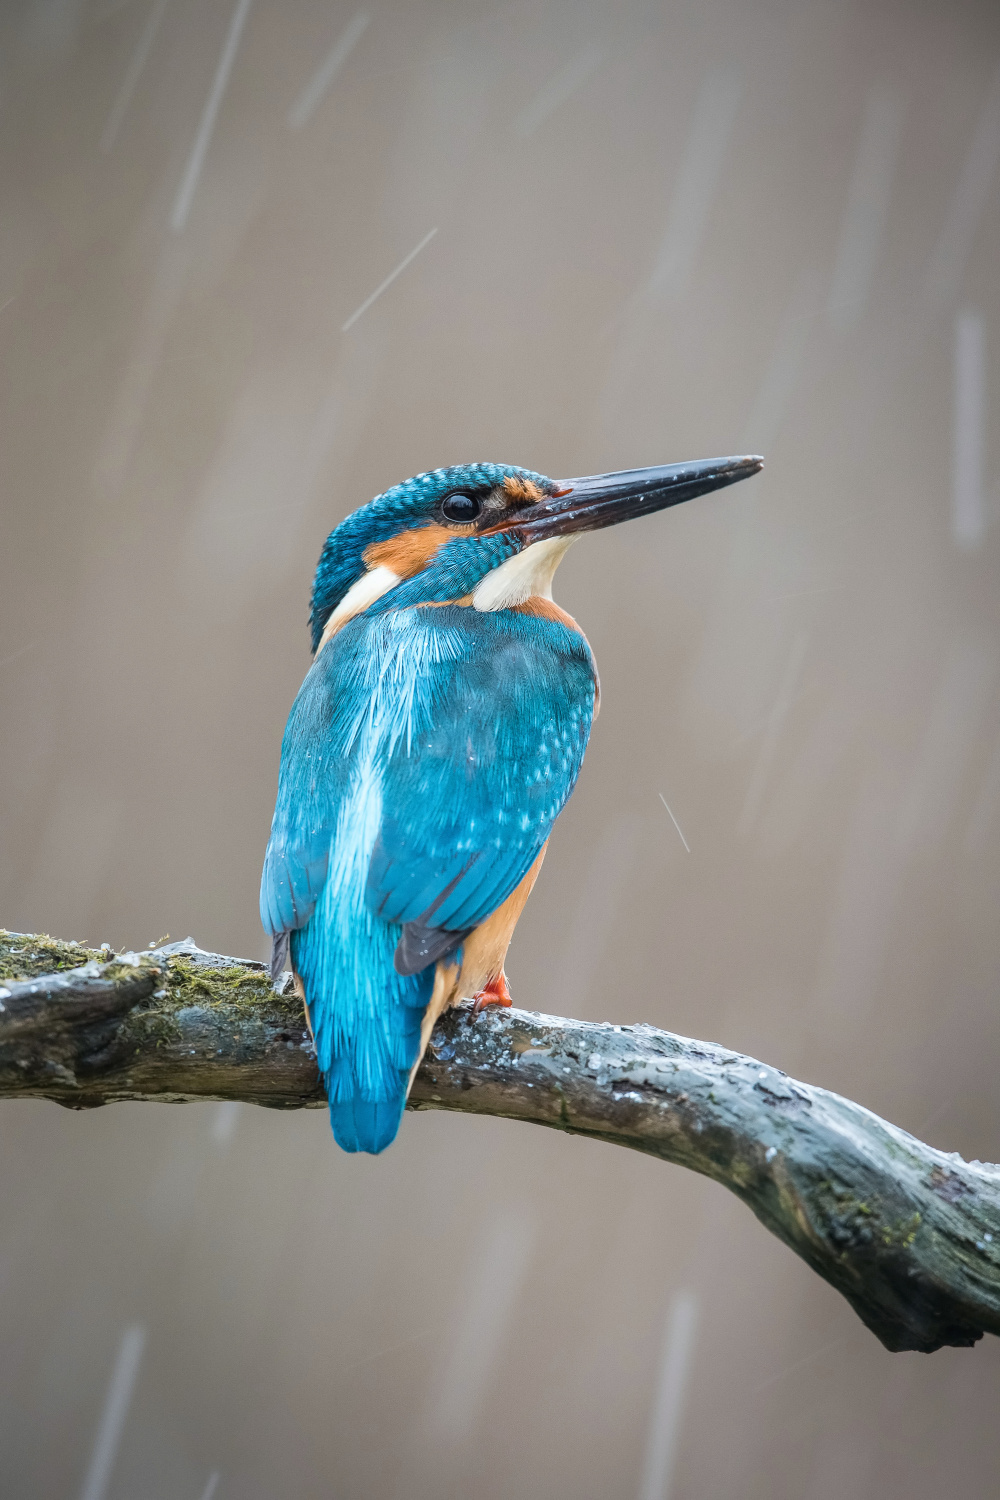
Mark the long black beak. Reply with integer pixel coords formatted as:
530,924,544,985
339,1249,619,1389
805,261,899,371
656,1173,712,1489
513,455,763,542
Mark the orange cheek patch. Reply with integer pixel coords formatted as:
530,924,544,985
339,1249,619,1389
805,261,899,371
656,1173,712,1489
364,524,453,578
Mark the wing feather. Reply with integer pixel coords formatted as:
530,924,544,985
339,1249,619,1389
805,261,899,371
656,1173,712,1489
364,606,596,956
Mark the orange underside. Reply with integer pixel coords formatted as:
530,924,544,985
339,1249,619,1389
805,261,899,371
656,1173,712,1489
409,841,550,1089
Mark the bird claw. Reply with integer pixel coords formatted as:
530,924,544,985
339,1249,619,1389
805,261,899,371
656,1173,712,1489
472,971,513,1014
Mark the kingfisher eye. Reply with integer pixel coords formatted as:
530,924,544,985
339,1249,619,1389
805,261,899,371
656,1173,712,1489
440,491,482,523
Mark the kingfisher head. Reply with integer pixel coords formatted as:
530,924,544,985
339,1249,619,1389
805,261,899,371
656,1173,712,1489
310,455,763,651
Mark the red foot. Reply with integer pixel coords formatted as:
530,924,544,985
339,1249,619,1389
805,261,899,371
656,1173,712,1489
472,970,513,1014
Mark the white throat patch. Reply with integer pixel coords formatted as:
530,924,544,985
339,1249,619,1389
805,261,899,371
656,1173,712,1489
472,535,577,612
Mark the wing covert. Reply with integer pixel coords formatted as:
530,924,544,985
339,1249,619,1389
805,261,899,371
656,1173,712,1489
365,607,596,963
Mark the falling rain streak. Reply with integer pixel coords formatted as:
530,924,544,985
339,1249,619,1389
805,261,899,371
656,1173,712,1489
658,793,691,852
637,1292,699,1500
753,1335,849,1394
211,1100,241,1145
341,228,439,331
287,12,370,130
78,1324,146,1500
100,0,170,153
170,0,254,233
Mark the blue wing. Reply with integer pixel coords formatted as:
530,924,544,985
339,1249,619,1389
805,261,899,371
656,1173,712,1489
259,604,595,1152
259,662,349,954
365,607,596,970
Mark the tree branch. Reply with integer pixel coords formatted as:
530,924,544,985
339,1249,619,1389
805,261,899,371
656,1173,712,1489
3,928,999,1355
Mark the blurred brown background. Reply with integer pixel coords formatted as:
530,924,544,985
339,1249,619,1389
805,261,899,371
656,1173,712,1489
2,0,1000,1495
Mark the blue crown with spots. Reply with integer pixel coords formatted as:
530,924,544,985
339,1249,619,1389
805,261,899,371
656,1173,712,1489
309,463,550,651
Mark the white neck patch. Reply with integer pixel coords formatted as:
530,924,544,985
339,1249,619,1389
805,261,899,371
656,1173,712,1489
472,535,577,612
317,564,400,652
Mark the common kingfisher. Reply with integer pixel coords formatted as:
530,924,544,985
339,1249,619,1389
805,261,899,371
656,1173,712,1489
261,455,762,1153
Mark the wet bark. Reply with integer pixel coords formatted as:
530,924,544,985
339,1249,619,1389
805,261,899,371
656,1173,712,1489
3,929,999,1355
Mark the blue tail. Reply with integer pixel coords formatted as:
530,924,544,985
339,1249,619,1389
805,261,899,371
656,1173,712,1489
330,1095,406,1154
291,913,434,1155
